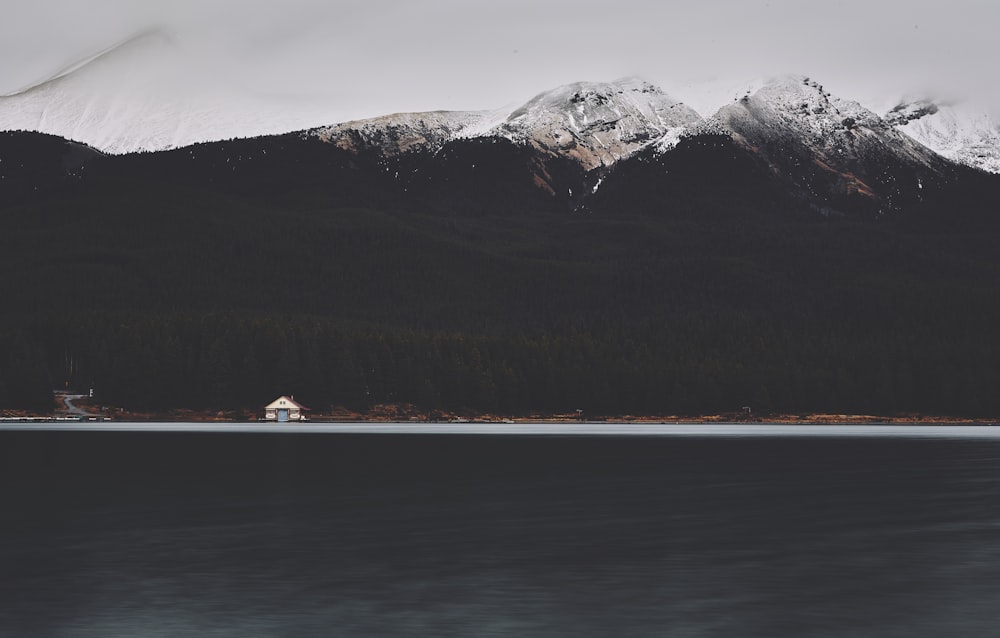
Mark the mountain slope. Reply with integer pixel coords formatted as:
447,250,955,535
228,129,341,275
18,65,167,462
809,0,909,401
886,99,1000,174
3,78,1000,415
3,70,999,222
0,130,100,206
3,34,1000,185
0,31,339,154
709,76,956,217
313,110,505,157
314,79,703,172
493,78,703,171
309,79,704,211
4,152,1000,416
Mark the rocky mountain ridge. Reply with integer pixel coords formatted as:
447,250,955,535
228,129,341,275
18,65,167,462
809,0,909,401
2,34,997,183
2,75,999,222
303,76,994,219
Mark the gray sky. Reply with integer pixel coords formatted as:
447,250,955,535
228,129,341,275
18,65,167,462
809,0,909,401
1,0,997,121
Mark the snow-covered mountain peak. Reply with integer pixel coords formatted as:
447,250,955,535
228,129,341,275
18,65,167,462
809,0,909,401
885,99,1000,174
0,31,341,154
505,78,686,128
704,75,950,214
312,78,704,172
732,75,883,131
709,74,935,162
496,78,703,170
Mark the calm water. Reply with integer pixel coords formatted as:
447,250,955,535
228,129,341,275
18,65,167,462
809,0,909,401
3,426,1000,637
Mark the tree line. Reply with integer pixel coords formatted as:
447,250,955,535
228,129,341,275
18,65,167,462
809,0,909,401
2,304,998,418
2,163,999,417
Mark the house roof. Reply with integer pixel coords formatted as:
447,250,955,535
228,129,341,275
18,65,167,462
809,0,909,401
264,395,308,410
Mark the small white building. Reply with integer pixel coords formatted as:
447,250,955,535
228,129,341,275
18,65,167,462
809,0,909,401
263,396,308,422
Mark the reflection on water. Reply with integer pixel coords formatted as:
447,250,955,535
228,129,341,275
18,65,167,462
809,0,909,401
3,431,1000,637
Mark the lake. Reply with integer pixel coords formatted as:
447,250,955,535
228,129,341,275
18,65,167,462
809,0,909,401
2,424,1000,637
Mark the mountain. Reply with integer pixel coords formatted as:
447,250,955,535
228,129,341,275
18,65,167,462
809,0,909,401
3,76,1000,416
313,110,503,157
3,70,999,221
885,99,1000,174
3,43,999,209
2,31,999,193
586,131,797,220
307,79,703,211
304,76,1000,220
705,76,956,217
0,31,339,154
491,78,703,171
585,76,1000,222
313,78,703,178
0,130,100,207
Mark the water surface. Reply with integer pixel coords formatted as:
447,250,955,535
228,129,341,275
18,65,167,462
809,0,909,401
2,427,999,637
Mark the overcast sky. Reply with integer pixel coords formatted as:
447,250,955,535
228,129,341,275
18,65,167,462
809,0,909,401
1,0,997,121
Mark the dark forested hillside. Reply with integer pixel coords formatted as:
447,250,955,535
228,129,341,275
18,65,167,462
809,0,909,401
0,131,100,208
2,131,1000,416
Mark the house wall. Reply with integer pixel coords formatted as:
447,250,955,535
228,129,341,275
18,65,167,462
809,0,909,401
263,399,304,421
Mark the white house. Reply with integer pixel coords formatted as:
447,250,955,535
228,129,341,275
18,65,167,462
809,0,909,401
263,396,308,422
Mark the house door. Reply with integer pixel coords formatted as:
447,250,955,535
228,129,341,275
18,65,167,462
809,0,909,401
277,408,290,422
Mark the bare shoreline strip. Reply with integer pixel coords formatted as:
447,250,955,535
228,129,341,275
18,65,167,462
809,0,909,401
2,423,999,438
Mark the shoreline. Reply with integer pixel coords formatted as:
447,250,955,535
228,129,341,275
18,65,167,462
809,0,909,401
2,395,994,426
4,413,998,426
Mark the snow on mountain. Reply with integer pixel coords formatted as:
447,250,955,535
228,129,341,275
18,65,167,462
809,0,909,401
313,109,507,156
885,99,1000,174
713,75,928,158
0,29,703,167
315,78,703,173
3,28,997,184
708,76,946,199
0,31,340,155
660,73,988,219
494,78,703,171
